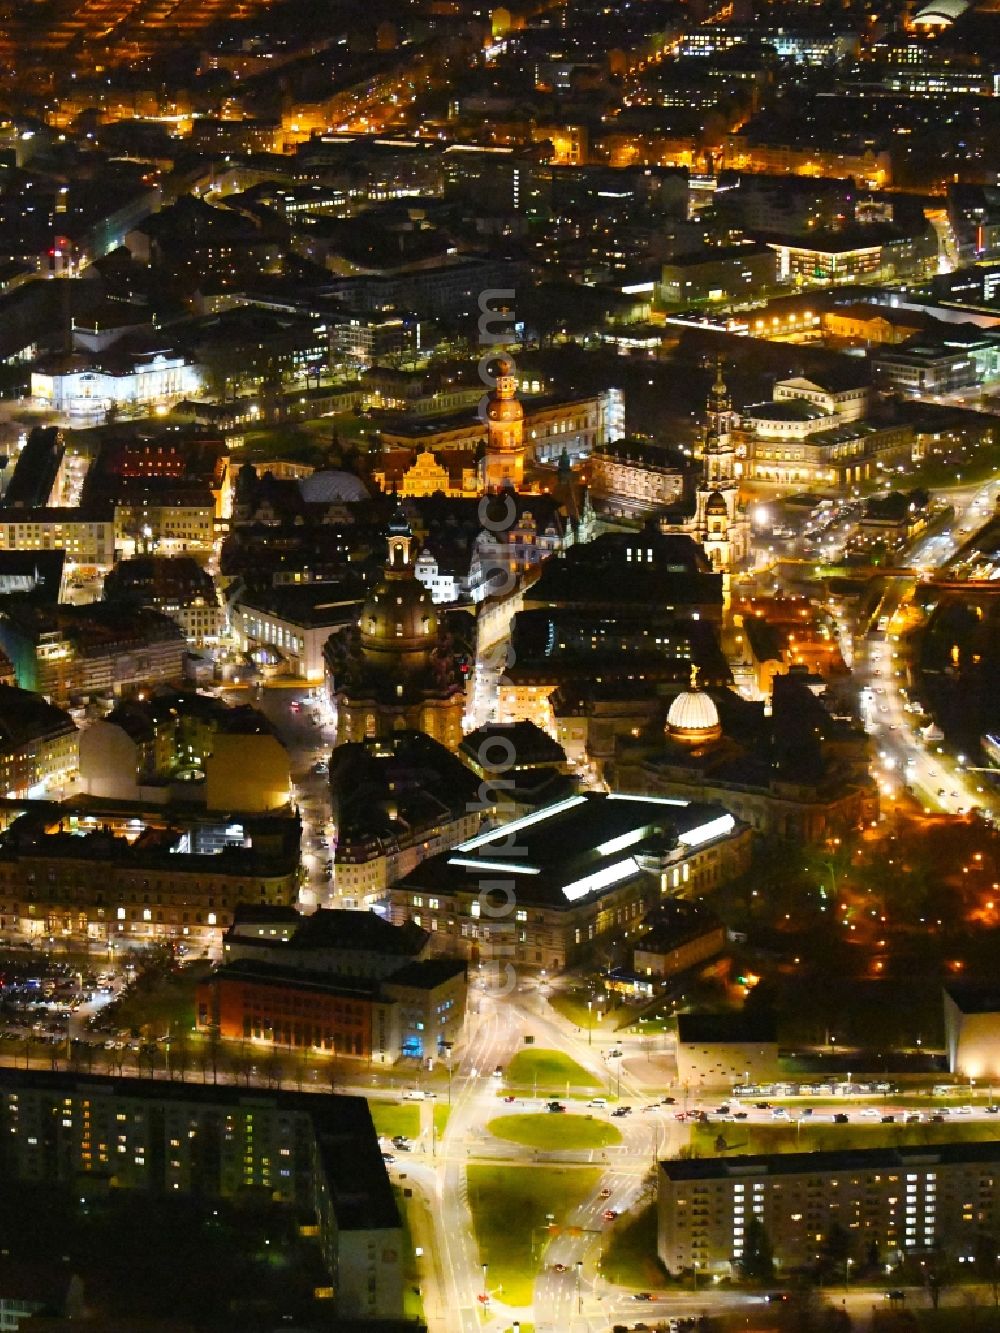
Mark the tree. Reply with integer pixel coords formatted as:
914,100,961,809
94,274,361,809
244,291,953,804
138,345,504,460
975,1232,1000,1306
818,1220,851,1281
739,1215,775,1282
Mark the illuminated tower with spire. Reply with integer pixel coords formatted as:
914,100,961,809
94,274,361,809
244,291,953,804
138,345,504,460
693,360,750,598
482,357,525,492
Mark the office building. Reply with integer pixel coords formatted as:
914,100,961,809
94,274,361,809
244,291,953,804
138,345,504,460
0,804,300,949
0,603,186,702
0,685,78,798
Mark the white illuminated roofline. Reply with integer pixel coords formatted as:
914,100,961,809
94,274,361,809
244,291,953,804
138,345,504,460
596,827,649,857
606,793,689,806
446,857,540,875
678,813,737,848
454,795,588,852
561,858,639,904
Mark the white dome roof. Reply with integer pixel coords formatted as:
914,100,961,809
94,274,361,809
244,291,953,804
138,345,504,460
666,682,720,746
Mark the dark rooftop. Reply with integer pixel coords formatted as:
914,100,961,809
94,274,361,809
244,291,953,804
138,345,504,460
676,1010,777,1044
397,793,742,910
661,1139,1000,1182
0,1067,398,1232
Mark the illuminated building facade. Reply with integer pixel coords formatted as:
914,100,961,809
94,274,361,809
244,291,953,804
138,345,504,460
0,603,186,702
481,357,525,492
590,439,686,520
30,353,203,418
0,509,116,573
659,1143,1000,1275
388,792,751,971
0,805,300,949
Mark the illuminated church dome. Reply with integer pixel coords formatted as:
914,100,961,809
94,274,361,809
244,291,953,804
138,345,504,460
666,665,722,745
359,513,438,669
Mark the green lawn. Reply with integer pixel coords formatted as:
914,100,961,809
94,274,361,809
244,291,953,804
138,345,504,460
486,1113,621,1151
369,1102,420,1141
240,411,373,465
600,1202,668,1290
433,1104,451,1138
548,987,627,1033
468,1166,600,1307
505,1048,601,1093
691,1118,1000,1157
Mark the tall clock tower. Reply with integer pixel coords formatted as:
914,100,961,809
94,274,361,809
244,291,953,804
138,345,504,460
693,360,750,599
482,357,525,492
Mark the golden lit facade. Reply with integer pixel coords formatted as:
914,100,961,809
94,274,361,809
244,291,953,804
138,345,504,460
482,358,525,492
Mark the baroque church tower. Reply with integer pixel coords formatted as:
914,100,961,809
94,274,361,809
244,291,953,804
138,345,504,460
481,357,525,492
693,360,750,595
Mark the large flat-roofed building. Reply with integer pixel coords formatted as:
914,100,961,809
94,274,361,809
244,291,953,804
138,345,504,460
232,580,365,683
0,804,300,950
388,792,751,972
198,955,467,1063
944,982,1000,1080
329,731,484,909
589,439,687,520
0,602,186,702
658,1142,1000,1276
872,339,982,396
659,244,777,307
0,685,78,799
0,1069,404,1322
675,1010,779,1090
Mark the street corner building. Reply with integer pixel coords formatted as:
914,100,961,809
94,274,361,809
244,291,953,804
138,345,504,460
388,791,752,972
198,903,468,1063
0,1068,405,1322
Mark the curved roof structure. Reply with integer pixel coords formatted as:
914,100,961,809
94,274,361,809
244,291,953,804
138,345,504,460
913,0,969,23
299,470,370,504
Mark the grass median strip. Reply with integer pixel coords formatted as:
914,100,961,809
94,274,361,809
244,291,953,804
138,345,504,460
504,1048,602,1093
468,1165,600,1307
486,1113,621,1151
